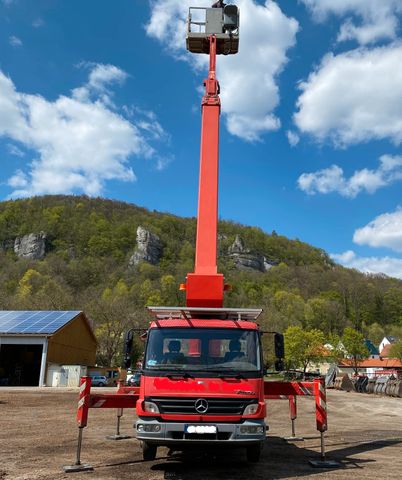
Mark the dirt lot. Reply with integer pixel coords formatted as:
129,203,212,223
0,388,401,480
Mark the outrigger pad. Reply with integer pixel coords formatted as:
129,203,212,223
63,464,94,473
106,434,132,440
309,459,342,468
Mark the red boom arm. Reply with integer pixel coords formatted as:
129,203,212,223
185,36,226,308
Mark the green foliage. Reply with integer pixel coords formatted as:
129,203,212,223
342,327,370,375
284,326,326,373
389,341,402,362
0,195,402,364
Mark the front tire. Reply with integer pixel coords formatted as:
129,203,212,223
98,382,105,387
246,443,262,463
142,441,157,461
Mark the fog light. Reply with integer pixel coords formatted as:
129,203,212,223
137,423,161,433
240,425,265,435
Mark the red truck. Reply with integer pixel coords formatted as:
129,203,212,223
135,306,269,462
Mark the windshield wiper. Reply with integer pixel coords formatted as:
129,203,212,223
218,373,245,379
167,372,194,379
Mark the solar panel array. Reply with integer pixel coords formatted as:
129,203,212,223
0,311,82,335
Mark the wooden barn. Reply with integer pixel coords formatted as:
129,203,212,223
0,311,97,387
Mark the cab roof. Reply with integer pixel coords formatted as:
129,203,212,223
148,306,262,322
147,306,262,330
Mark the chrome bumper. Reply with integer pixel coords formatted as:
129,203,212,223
135,418,267,446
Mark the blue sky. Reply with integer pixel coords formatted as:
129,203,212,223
1,0,402,278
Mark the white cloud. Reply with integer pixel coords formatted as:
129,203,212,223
353,208,402,253
72,63,128,106
32,18,45,28
7,143,25,157
294,43,402,146
9,36,22,47
0,65,169,198
8,170,28,188
331,250,402,279
287,130,300,147
298,155,402,197
146,0,298,142
301,0,402,45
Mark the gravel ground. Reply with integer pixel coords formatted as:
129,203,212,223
0,388,401,480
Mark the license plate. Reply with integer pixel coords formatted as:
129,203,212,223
185,425,217,434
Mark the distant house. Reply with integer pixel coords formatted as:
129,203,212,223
364,339,380,359
379,336,397,354
0,311,97,387
339,357,402,378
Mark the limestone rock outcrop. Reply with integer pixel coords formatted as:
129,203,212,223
14,232,47,260
129,226,163,267
228,234,274,272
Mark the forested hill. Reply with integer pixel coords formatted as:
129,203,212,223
0,195,401,365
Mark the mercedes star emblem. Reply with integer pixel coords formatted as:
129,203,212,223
194,398,209,414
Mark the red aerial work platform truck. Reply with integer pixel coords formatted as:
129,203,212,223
65,5,333,473
135,5,268,462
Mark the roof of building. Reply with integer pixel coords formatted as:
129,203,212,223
382,336,397,344
339,358,402,369
0,310,83,335
364,339,379,355
380,344,394,358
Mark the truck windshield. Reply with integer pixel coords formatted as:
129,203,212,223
144,328,261,374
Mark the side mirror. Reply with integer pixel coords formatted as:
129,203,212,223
123,330,134,369
274,333,285,360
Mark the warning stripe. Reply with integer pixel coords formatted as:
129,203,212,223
300,385,313,396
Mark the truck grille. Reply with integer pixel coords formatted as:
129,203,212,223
148,397,257,415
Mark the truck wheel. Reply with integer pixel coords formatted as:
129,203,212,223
246,444,262,463
142,442,157,461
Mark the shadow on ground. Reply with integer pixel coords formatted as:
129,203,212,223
145,434,402,480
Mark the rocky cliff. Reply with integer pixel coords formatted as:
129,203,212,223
129,226,163,266
228,235,274,272
14,232,47,260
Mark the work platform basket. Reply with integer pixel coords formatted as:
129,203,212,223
186,5,239,55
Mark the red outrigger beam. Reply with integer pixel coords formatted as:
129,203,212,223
65,376,334,471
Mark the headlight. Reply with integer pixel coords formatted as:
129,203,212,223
143,401,160,413
243,403,259,415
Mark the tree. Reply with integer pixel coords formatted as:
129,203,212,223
365,322,385,346
384,288,402,325
342,327,369,375
304,297,345,334
272,290,305,328
389,341,402,363
284,326,326,375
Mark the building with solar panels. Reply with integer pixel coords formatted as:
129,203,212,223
0,311,97,387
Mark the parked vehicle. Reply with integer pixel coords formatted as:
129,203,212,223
127,371,141,387
90,375,108,387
